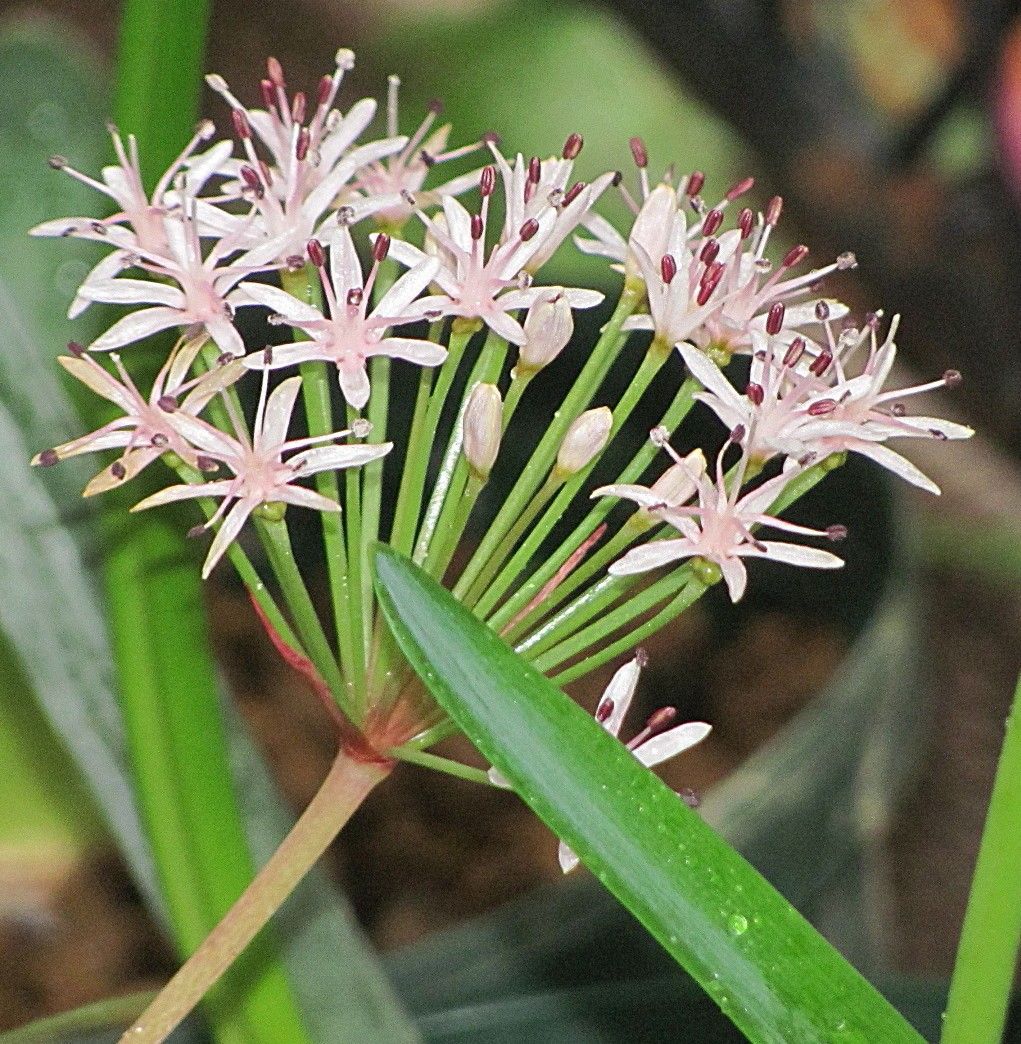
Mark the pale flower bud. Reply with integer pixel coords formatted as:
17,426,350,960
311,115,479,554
647,449,706,509
462,383,503,479
556,407,612,475
518,293,573,374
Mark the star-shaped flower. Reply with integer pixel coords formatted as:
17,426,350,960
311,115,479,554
390,170,602,344
205,53,408,262
131,374,391,577
602,436,844,602
239,230,445,409
32,340,242,495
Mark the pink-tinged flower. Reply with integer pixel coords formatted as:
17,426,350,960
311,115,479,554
792,314,973,493
31,122,233,318
594,447,706,518
489,652,711,873
488,136,616,273
239,229,445,409
205,53,408,262
32,341,243,496
79,201,278,357
131,374,391,578
604,436,844,602
676,336,836,464
575,153,752,283
343,76,488,229
390,170,603,344
576,158,848,354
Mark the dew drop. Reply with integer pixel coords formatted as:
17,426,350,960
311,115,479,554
728,913,749,936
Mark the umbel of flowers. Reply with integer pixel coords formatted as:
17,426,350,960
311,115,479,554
33,49,971,1042
35,45,971,758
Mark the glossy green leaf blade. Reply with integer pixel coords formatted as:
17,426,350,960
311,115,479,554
374,546,924,1044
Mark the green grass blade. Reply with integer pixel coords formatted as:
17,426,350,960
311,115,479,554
373,546,925,1044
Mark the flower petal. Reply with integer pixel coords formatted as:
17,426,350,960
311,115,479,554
89,307,184,351
608,538,691,576
634,721,712,768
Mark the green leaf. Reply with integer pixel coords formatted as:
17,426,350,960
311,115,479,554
374,545,925,1044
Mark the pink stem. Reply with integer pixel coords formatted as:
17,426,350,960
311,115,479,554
121,748,392,1043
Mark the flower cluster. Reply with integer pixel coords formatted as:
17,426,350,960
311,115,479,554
34,47,970,794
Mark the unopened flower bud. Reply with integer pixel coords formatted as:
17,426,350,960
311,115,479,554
557,407,612,475
462,383,503,479
519,293,573,373
647,450,704,509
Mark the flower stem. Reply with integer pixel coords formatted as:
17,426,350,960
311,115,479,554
120,748,391,1044
552,575,707,685
487,376,699,634
452,287,641,601
258,518,344,699
391,746,492,785
414,330,508,567
941,671,1021,1044
467,339,672,618
279,267,358,704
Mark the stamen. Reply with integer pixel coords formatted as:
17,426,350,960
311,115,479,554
479,165,495,197
826,524,848,541
738,207,754,238
808,399,836,415
629,136,648,168
701,208,724,237
471,214,484,241
781,244,809,268
726,176,755,201
660,254,677,284
373,233,391,262
157,395,179,413
699,238,719,265
783,337,806,367
260,79,276,111
231,109,252,140
685,170,705,197
943,369,963,388
306,238,326,268
836,251,857,270
563,132,584,159
815,301,830,321
765,195,783,226
267,56,286,89
519,218,540,241
766,302,785,335
296,127,310,161
563,181,585,206
746,382,764,405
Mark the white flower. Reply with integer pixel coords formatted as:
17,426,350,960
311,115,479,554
79,198,277,357
131,374,391,577
31,121,233,318
792,315,973,493
204,52,408,262
488,136,616,273
32,341,242,495
239,229,445,409
489,653,711,873
390,170,603,344
343,76,488,229
604,438,844,602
